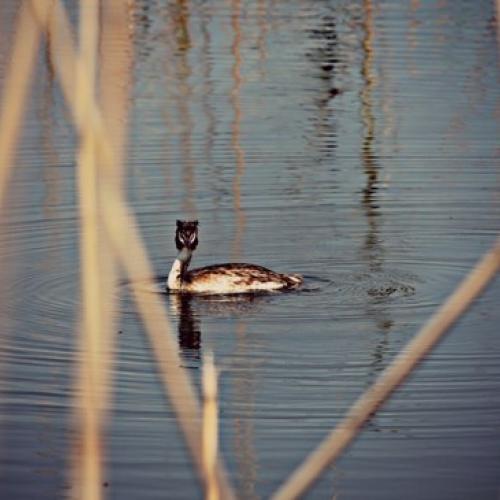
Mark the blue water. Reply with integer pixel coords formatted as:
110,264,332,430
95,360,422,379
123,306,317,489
0,0,499,498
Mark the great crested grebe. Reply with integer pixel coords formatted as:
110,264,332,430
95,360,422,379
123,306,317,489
167,220,303,294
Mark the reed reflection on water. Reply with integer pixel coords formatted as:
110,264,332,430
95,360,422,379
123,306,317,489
0,0,500,499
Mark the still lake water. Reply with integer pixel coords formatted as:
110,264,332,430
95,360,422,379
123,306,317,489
1,0,500,498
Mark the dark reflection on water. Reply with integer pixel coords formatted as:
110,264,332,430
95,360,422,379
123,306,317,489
171,294,202,362
167,286,294,362
358,1,394,378
1,0,500,499
306,12,338,160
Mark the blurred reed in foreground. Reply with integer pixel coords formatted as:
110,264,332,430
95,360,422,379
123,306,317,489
0,1,43,207
203,353,220,500
71,0,111,498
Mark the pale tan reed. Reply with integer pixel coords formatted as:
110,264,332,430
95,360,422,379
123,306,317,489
0,0,50,489
75,130,105,500
71,0,110,498
272,238,500,500
96,0,132,433
202,353,220,500
27,2,236,497
95,2,132,353
0,1,47,208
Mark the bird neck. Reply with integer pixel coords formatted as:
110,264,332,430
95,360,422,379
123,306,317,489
167,247,192,290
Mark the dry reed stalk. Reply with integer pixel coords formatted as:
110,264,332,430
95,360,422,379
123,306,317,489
75,129,105,500
0,2,46,420
96,0,133,422
202,353,220,500
29,2,236,497
272,238,500,500
32,2,130,408
72,1,110,499
0,1,47,208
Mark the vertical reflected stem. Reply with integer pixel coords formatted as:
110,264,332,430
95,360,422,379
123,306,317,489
256,0,269,77
361,0,376,175
230,0,246,259
360,0,382,271
229,6,257,496
99,0,132,178
173,0,196,218
496,0,500,49
200,4,216,199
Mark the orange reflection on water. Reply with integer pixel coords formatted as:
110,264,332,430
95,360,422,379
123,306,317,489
230,0,246,260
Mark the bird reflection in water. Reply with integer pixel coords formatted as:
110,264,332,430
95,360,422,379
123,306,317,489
168,292,267,365
177,298,200,352
169,294,201,365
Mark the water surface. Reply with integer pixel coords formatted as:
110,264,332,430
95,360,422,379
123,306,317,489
1,1,499,499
